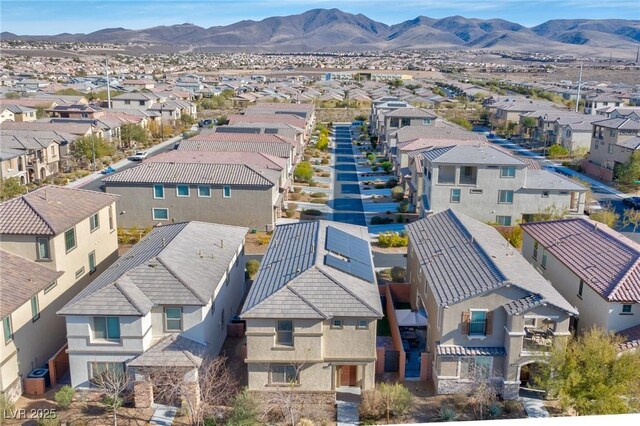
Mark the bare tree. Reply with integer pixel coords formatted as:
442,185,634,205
623,208,640,232
259,362,310,426
91,368,131,426
465,360,498,420
141,356,238,426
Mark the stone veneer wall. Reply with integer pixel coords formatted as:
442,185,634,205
437,378,515,399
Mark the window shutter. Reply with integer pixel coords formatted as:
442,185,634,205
461,311,470,335
486,311,494,336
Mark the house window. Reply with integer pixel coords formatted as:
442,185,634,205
90,212,100,232
93,317,120,340
422,118,432,125
164,307,182,331
3,316,13,343
524,318,536,327
542,191,549,198
153,184,165,199
124,100,131,105
270,365,298,384
198,185,211,197
152,208,169,220
276,320,293,346
578,280,584,299
622,305,632,314
332,319,343,329
90,362,124,382
498,190,514,204
223,186,231,198
139,100,145,106
541,249,548,269
64,228,76,252
75,267,85,279
438,165,456,184
496,215,511,226
468,310,487,336
37,237,50,260
109,206,114,230
533,241,539,260
460,166,477,185
176,185,190,197
608,144,614,154
450,188,461,203
89,251,96,273
500,166,516,178
31,295,40,322
357,320,368,330
44,280,57,294
460,356,492,379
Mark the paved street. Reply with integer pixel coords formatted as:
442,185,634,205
330,124,367,226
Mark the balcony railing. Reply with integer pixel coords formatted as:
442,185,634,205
469,320,487,336
522,330,553,352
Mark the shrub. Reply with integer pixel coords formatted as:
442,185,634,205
226,388,260,426
0,394,15,419
302,209,322,216
377,232,409,248
310,199,327,204
310,192,327,198
294,162,314,182
371,216,394,225
436,405,459,422
378,383,413,420
503,399,521,414
374,183,386,189
385,178,398,188
380,161,393,173
367,153,376,162
391,186,404,201
320,158,329,165
397,215,405,223
36,413,60,426
488,402,502,418
256,233,272,245
293,187,302,193
245,260,260,279
397,200,410,213
548,144,569,158
390,266,406,283
288,192,301,201
371,165,379,171
360,389,385,421
55,385,75,410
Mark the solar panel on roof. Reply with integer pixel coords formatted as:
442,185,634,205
388,103,407,107
326,226,371,266
217,127,261,134
325,254,375,283
264,128,279,134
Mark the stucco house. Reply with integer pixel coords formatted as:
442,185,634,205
0,186,119,401
240,220,383,392
58,221,248,407
520,218,640,336
584,117,640,183
406,209,578,399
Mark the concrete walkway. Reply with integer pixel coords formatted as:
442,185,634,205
149,403,177,425
336,388,361,425
518,396,550,418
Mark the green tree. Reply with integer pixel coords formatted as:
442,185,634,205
245,259,260,279
590,204,620,228
55,88,85,96
316,133,329,151
547,144,569,159
4,91,21,99
0,177,27,201
450,117,473,131
36,106,47,119
521,116,537,129
616,151,640,185
622,208,640,232
120,123,149,148
539,327,640,415
293,162,313,183
179,114,195,126
378,383,413,423
72,135,114,162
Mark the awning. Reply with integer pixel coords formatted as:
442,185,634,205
395,309,427,327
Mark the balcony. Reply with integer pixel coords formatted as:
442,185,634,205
522,328,553,353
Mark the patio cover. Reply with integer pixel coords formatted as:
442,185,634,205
395,309,427,327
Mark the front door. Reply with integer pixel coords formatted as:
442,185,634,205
339,365,357,387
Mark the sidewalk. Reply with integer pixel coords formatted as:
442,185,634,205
66,134,184,189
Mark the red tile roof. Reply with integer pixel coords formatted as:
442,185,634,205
521,218,640,302
145,150,286,170
190,132,296,145
228,114,306,127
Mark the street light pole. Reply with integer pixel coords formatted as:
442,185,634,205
92,137,96,172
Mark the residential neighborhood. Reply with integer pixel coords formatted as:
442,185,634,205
1,3,640,425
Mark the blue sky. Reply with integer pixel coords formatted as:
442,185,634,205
1,0,638,35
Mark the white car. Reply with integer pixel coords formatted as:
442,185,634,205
584,199,603,215
130,151,148,161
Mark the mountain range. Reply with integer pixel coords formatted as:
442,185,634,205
2,9,639,57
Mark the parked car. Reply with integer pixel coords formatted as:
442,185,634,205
584,199,603,215
198,118,214,127
100,166,115,175
623,196,640,209
130,151,148,161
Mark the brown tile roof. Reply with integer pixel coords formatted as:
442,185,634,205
190,132,296,145
1,121,93,136
228,114,306,127
0,186,119,236
0,250,63,317
177,140,292,158
146,150,286,170
521,218,640,303
245,102,314,112
617,324,640,352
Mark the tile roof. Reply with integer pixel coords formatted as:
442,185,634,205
503,294,545,316
241,220,383,320
406,209,577,314
59,222,248,316
617,323,640,352
101,162,275,187
0,186,118,236
0,121,93,136
523,170,586,191
0,250,63,317
144,150,286,170
127,334,206,368
592,117,640,131
429,145,525,166
177,140,292,158
521,218,640,302
385,107,437,119
228,114,306,127
190,132,297,146
436,345,507,357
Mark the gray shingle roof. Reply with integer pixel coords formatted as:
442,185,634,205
102,162,274,187
0,186,118,236
177,140,292,158
59,221,248,316
406,209,577,315
429,145,524,166
127,334,206,368
521,218,640,303
241,220,383,320
503,294,545,316
593,117,640,131
385,107,437,119
0,250,63,317
436,345,507,356
523,170,586,191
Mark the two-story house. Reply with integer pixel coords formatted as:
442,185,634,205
102,159,282,230
58,221,248,406
111,92,162,110
406,209,578,399
0,133,61,184
382,107,437,153
0,104,37,123
520,218,639,337
0,186,119,400
585,117,640,182
419,144,586,225
240,221,383,392
584,94,624,115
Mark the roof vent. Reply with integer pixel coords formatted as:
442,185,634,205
162,237,166,247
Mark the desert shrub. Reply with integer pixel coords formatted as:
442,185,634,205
0,394,15,418
245,260,260,279
288,192,301,201
397,215,405,223
391,186,404,201
377,232,409,248
293,187,302,193
548,144,569,158
320,158,329,165
397,200,410,213
302,209,322,216
436,405,459,422
359,389,385,421
371,216,394,225
371,165,379,171
488,402,502,418
256,233,272,245
378,383,413,420
385,178,398,188
226,388,260,426
310,199,327,204
502,399,521,414
310,192,327,198
55,385,75,410
380,161,393,173
390,266,406,283
36,413,60,426
366,153,376,162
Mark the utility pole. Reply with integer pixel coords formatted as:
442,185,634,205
105,56,111,109
575,62,583,113
92,136,96,172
